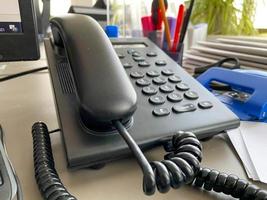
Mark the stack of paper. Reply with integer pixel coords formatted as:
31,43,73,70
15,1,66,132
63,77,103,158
183,36,267,74
228,121,267,183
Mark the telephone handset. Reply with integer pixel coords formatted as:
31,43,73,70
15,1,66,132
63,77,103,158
50,15,137,130
32,14,267,199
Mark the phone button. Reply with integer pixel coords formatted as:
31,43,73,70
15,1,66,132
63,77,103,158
198,101,213,109
117,53,125,59
168,75,182,83
149,95,165,105
155,60,167,66
132,51,141,57
142,86,158,95
176,83,190,91
152,77,167,85
138,61,150,67
133,56,145,62
159,85,175,93
147,52,157,57
123,62,133,68
130,71,145,79
127,49,136,54
147,70,160,77
167,93,183,102
184,91,199,100
162,69,174,76
136,78,151,87
172,104,197,113
153,108,170,116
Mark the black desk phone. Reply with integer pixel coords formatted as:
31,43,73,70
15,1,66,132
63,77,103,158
32,14,267,200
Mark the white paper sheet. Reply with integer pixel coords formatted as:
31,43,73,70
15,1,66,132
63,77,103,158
228,128,259,180
240,122,267,183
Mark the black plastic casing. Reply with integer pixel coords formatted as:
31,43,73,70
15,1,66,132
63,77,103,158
45,15,239,169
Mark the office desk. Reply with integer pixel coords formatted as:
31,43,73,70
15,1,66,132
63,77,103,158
0,60,266,200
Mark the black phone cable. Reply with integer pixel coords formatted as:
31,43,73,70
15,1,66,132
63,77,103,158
193,57,240,78
0,66,48,82
32,121,267,200
32,122,77,200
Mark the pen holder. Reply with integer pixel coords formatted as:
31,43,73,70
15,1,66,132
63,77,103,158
146,31,184,66
164,43,184,66
147,31,163,48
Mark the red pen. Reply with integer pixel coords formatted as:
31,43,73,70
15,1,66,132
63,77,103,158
171,4,185,52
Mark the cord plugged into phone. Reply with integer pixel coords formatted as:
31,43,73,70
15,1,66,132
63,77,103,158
32,14,267,200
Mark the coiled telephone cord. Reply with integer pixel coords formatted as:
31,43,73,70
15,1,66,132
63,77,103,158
32,122,267,200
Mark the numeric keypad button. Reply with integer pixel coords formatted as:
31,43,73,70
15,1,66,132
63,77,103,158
153,77,167,85
167,93,183,102
147,70,160,77
173,104,197,113
198,101,213,109
176,83,190,91
168,75,182,83
184,91,199,100
136,78,151,87
162,69,174,76
130,71,145,79
146,52,157,57
142,86,158,95
159,85,174,93
153,108,170,117
149,95,165,105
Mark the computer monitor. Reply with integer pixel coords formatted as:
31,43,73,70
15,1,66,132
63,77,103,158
0,0,40,61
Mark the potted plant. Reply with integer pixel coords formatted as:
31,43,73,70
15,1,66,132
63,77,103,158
190,0,257,35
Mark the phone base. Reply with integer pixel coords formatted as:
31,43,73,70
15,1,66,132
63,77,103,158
45,38,239,170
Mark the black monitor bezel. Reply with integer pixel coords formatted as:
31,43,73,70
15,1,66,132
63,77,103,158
0,0,40,61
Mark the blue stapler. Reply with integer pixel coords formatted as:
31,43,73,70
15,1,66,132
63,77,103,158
197,67,267,122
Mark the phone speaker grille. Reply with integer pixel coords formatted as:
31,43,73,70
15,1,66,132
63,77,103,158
56,62,75,94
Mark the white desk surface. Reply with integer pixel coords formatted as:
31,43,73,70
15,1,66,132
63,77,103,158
0,57,266,200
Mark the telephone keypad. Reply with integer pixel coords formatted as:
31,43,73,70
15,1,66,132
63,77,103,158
149,95,165,105
117,47,213,118
142,86,158,95
153,108,170,116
